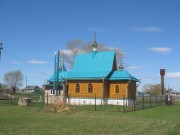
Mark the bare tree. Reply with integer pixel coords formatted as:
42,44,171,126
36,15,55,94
110,47,124,67
60,39,84,69
4,70,23,93
142,84,166,96
83,41,109,52
0,83,9,94
61,39,124,69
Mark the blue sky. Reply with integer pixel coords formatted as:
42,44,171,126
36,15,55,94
0,0,180,91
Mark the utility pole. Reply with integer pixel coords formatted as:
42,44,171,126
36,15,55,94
53,52,57,94
0,43,3,93
53,50,60,96
56,50,60,96
0,42,3,61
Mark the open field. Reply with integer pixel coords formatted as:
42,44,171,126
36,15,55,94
0,102,180,135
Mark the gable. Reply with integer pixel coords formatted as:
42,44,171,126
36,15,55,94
73,51,115,72
68,51,116,79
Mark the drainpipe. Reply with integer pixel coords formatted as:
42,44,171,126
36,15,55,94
61,78,65,100
53,52,57,94
101,77,105,105
102,77,104,98
56,50,60,96
64,72,68,102
126,78,130,98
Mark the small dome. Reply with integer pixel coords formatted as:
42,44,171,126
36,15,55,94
92,33,97,52
119,64,124,70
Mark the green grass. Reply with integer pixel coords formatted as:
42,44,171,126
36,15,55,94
0,102,180,135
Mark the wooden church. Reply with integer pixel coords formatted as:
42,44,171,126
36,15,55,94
44,38,139,105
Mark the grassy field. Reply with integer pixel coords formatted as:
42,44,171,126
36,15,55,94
0,102,180,135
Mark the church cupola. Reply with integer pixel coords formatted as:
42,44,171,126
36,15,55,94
119,64,124,70
119,57,124,70
92,33,98,52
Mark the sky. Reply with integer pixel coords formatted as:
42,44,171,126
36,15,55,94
0,0,180,91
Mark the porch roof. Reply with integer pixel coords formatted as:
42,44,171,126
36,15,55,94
109,70,139,82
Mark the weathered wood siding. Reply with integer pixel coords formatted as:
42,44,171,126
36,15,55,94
127,81,136,99
103,80,109,98
109,81,128,98
67,80,107,98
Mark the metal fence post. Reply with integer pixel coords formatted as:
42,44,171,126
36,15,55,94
11,93,12,104
14,93,15,105
123,95,125,113
95,94,96,111
134,98,136,111
46,93,48,106
156,94,158,107
142,94,144,110
160,96,162,106
150,94,151,108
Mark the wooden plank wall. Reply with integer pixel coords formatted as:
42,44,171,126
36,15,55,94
127,81,136,99
67,80,104,98
109,81,128,98
46,80,137,99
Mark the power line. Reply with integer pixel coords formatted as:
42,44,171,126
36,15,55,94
3,48,51,77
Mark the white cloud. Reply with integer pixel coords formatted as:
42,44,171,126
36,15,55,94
166,72,180,78
27,59,47,64
149,47,172,53
132,26,164,32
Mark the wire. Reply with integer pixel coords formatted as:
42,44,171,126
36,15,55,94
3,48,51,77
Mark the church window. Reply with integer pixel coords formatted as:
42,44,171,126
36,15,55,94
88,83,93,93
115,85,119,93
76,83,80,92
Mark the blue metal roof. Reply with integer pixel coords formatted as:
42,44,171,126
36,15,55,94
109,69,139,82
73,51,115,72
48,51,139,82
67,51,115,79
67,71,110,80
